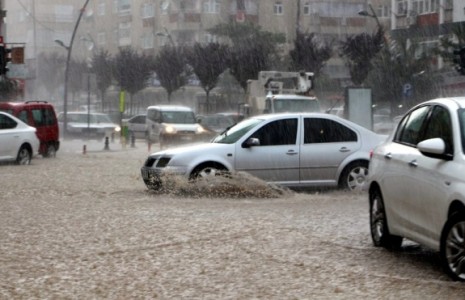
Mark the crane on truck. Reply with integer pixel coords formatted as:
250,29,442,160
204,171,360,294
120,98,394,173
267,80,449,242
241,71,320,117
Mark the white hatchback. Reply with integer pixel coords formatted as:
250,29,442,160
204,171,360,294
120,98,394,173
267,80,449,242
368,97,465,281
0,111,40,164
141,112,386,191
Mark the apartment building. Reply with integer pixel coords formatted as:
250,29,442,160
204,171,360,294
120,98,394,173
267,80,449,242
4,0,465,105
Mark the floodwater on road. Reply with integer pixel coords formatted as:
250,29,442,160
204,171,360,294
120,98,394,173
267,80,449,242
0,139,464,299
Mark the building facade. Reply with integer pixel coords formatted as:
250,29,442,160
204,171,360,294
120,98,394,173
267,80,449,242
3,0,464,108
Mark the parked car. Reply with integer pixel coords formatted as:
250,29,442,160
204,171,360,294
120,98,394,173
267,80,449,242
57,112,121,140
0,111,40,165
0,101,60,157
141,112,386,191
367,97,465,281
124,114,147,139
146,105,210,149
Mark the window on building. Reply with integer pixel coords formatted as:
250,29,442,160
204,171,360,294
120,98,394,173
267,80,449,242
376,5,390,18
160,0,170,14
141,33,154,49
97,1,106,16
97,32,106,46
54,5,74,23
412,0,439,14
303,2,311,15
396,0,407,15
274,1,283,15
141,3,154,18
118,22,131,46
116,0,131,14
204,33,217,43
203,0,220,14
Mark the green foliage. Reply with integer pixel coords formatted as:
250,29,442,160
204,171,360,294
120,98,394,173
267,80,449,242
36,52,67,100
339,28,384,85
0,76,19,100
185,43,229,113
113,47,153,96
437,22,465,72
366,37,441,114
152,45,190,102
91,50,113,104
289,32,333,76
209,22,285,90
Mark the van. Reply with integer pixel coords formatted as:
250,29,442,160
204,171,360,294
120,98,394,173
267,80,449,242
0,101,60,157
146,105,210,149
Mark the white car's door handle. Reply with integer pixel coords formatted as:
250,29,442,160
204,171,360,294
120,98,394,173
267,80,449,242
384,153,392,159
286,150,298,155
339,147,350,152
408,160,418,167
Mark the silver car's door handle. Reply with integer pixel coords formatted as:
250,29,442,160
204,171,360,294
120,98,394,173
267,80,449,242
339,147,350,152
408,159,418,167
384,153,392,160
286,150,298,155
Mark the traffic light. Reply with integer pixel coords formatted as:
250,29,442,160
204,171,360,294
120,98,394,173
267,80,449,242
0,45,11,75
453,47,465,76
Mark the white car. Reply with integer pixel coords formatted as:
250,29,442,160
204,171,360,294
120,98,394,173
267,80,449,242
141,112,386,191
0,111,40,164
57,112,121,140
368,97,465,281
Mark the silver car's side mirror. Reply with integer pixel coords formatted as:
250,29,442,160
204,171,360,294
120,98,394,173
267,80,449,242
242,137,260,148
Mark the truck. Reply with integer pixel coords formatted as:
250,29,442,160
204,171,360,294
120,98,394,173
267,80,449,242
241,71,320,116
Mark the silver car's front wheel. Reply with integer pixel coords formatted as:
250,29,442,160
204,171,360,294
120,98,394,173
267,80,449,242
441,214,465,281
190,163,228,182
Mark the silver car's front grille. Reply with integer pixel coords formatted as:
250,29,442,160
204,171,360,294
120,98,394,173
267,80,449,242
145,156,171,168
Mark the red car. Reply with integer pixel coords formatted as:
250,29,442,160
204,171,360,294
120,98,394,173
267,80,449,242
0,101,60,157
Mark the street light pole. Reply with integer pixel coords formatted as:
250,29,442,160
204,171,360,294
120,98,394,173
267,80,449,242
358,4,388,45
56,0,91,139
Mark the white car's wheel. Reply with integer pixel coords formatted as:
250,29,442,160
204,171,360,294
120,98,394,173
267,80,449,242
369,187,403,249
440,213,465,281
16,145,32,165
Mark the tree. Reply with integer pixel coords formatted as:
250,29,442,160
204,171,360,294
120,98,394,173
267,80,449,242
209,22,285,91
36,52,67,101
437,22,465,75
113,47,153,114
289,32,333,76
366,37,440,115
185,42,229,113
152,45,190,103
68,59,88,109
339,27,384,86
91,50,114,112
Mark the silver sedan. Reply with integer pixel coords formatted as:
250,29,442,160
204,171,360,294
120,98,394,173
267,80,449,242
141,113,387,191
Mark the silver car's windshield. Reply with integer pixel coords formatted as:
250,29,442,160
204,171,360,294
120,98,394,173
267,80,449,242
212,118,264,144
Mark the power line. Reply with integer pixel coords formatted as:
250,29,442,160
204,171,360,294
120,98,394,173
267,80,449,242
15,0,57,33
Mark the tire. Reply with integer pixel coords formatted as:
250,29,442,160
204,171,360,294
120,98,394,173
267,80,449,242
369,187,403,249
43,144,57,158
190,163,228,181
340,161,369,191
16,145,32,165
440,213,465,281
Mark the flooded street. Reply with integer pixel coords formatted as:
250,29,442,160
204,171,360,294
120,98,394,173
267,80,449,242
1,140,464,299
